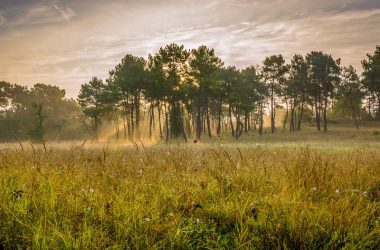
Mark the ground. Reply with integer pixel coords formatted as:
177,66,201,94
0,122,379,249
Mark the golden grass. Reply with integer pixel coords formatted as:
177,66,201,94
0,135,379,249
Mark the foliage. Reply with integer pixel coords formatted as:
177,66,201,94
362,46,380,119
0,83,82,141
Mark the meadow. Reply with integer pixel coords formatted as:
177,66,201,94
0,125,380,249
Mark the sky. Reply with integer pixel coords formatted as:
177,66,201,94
0,0,379,98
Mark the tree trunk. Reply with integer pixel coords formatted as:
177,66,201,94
297,97,304,131
149,103,153,140
289,104,295,133
130,98,134,139
229,106,235,137
135,92,140,139
315,96,321,131
368,94,372,119
122,106,127,140
206,104,212,138
216,100,222,135
270,80,275,133
180,107,188,142
350,98,359,130
235,109,240,140
259,101,263,135
115,112,120,141
196,106,202,140
164,103,169,141
377,94,380,120
157,102,163,140
323,95,328,132
283,100,289,130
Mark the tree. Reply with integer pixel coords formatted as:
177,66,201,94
150,43,190,141
0,81,11,109
362,46,380,120
218,66,240,137
28,103,46,142
337,66,364,129
78,77,109,141
108,55,147,140
241,66,259,134
189,45,224,139
262,55,288,133
255,68,269,135
29,84,77,141
0,83,81,141
287,55,308,132
306,51,340,132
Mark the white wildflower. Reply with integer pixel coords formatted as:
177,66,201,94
335,189,340,194
144,217,151,222
312,187,317,192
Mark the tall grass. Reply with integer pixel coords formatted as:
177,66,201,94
0,143,379,249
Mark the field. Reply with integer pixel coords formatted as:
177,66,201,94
0,125,380,249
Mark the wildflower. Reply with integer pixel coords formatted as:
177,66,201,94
335,189,340,194
196,218,201,224
144,217,151,222
139,157,144,162
137,169,143,174
89,188,94,193
312,187,317,192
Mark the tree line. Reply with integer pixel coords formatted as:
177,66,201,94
0,45,379,142
78,44,380,141
0,83,83,141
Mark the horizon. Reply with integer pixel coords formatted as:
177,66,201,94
1,0,380,98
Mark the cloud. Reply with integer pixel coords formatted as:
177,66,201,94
2,1,75,27
51,3,75,21
0,0,379,97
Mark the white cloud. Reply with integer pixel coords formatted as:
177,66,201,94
5,2,75,26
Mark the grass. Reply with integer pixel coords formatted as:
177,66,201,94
0,127,380,249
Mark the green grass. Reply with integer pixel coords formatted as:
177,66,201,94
0,128,380,249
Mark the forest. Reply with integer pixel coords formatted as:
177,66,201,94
1,45,379,142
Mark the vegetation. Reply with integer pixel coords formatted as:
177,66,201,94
0,82,83,141
76,45,380,141
0,44,379,248
0,130,379,249
1,45,380,142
